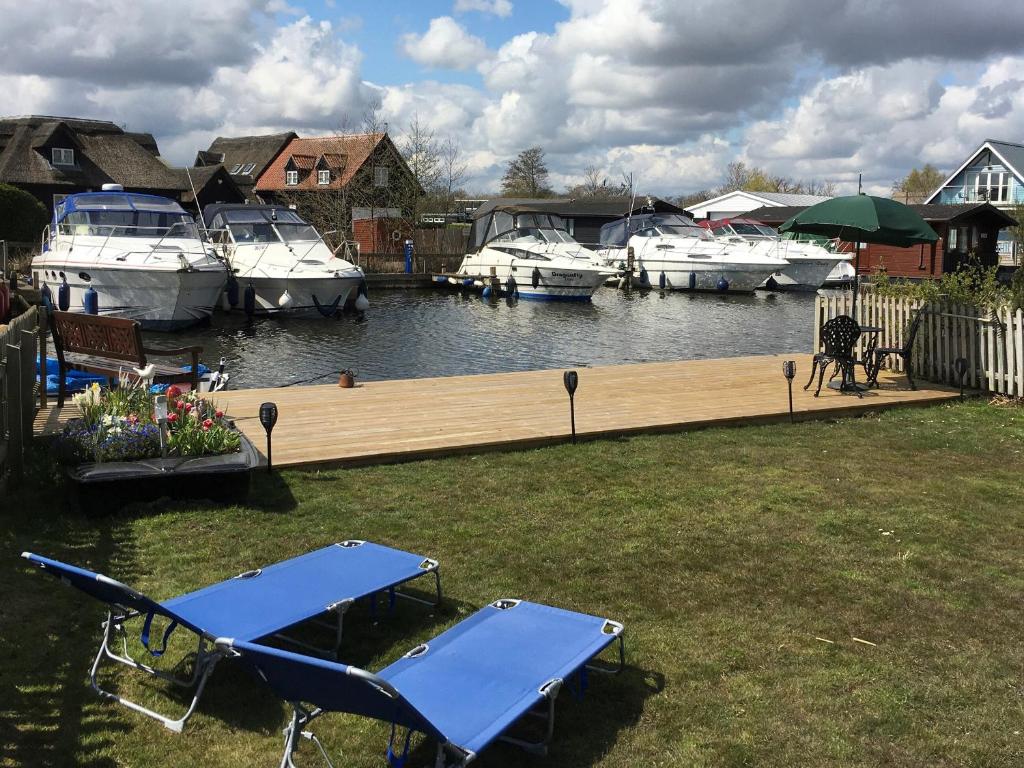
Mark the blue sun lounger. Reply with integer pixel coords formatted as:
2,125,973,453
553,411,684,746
218,598,624,767
21,541,441,732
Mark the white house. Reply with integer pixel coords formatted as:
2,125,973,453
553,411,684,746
685,190,831,221
925,139,1024,264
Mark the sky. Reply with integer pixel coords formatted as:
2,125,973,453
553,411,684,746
2,0,1024,198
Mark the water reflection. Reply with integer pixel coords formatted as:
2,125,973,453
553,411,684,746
152,288,821,389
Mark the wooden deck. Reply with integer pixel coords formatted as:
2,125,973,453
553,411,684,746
35,353,960,469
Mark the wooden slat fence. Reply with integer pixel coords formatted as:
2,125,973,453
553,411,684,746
1,305,42,486
814,288,1024,396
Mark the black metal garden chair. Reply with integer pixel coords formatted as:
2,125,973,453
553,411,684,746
865,307,927,390
805,314,862,397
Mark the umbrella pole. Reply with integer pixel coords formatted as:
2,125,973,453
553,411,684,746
851,241,860,319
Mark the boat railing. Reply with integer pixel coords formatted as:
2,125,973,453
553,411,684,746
50,222,204,264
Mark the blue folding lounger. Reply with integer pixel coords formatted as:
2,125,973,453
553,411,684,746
21,540,441,732
218,598,625,767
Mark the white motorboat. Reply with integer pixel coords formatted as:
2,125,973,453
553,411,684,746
701,217,854,290
32,188,226,330
455,206,615,300
597,214,787,293
204,205,367,316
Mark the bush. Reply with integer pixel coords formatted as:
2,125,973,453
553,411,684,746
871,257,1014,312
0,183,48,244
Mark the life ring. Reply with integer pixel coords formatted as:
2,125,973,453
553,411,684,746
391,230,402,242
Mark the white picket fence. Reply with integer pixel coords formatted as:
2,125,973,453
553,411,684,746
814,288,1024,396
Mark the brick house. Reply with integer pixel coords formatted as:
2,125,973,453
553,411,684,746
253,132,421,255
0,115,187,213
747,202,1016,280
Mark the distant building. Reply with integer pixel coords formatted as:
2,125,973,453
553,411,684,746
194,131,296,202
685,190,831,221
0,115,187,214
925,139,1024,264
175,165,247,214
746,203,1016,279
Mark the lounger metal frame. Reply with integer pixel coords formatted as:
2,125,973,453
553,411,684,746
23,542,443,734
227,599,626,768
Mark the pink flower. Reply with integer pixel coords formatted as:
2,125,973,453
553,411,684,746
202,418,213,431
167,412,178,423
184,402,193,413
174,399,184,410
215,410,224,419
166,385,182,399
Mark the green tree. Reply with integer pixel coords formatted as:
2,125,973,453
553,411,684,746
0,183,48,244
500,147,552,197
891,164,944,204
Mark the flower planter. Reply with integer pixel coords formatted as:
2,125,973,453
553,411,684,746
65,432,259,514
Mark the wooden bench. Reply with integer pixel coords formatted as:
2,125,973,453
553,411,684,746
50,311,202,407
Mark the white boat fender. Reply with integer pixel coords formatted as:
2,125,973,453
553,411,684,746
473,280,484,288
448,277,459,286
244,284,256,317
354,293,370,312
278,290,294,309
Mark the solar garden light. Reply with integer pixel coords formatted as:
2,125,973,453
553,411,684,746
259,401,278,473
954,357,969,399
563,370,579,444
782,360,797,423
154,394,169,458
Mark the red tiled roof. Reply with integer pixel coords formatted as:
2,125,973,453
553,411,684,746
256,133,385,191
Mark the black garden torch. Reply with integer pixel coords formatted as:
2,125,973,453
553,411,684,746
953,357,969,399
563,370,579,444
782,360,797,423
259,401,278,472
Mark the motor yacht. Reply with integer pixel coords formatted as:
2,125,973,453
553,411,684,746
701,217,854,290
32,187,226,330
597,214,787,293
454,205,614,300
203,204,367,316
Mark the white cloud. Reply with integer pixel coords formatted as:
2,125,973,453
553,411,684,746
453,0,513,16
400,17,490,71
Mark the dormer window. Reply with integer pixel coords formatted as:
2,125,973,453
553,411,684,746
241,163,256,175
285,170,299,186
230,163,243,174
52,148,75,167
318,169,331,185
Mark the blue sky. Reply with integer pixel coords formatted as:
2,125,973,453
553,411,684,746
2,0,1024,196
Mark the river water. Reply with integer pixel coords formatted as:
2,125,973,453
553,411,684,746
151,288,821,390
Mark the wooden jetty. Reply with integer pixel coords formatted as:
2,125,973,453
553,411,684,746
35,353,960,469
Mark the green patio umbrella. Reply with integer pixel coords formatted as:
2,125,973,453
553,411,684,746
779,195,938,315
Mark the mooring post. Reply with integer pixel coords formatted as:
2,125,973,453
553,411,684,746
625,246,634,293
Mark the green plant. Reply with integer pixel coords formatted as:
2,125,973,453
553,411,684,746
871,259,1010,312
0,183,48,245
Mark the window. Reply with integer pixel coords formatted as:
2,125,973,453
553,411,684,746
374,166,389,188
51,148,75,166
241,163,256,174
947,228,958,251
318,169,331,185
975,170,1008,202
230,163,243,174
285,170,299,186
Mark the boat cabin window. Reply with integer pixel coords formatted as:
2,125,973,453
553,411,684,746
219,208,320,244
730,222,776,238
654,224,712,240
58,209,199,238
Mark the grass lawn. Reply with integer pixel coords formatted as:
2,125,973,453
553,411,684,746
3,399,1024,767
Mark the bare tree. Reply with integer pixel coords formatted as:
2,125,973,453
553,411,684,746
438,136,467,215
564,166,628,199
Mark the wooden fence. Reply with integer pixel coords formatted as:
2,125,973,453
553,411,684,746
814,288,1024,396
0,305,42,487
356,253,458,275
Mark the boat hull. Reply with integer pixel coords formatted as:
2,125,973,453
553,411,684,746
456,253,611,301
769,258,848,291
633,260,781,293
232,275,363,315
33,262,226,331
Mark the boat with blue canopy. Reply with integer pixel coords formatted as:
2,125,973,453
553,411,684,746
32,186,226,330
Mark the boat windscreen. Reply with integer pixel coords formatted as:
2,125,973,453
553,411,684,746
57,210,199,238
274,222,320,242
731,222,776,237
